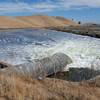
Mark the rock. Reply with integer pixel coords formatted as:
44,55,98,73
0,61,11,69
14,52,72,79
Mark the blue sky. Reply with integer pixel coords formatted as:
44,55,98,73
0,0,100,23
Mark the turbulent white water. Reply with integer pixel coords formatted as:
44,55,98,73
0,29,100,70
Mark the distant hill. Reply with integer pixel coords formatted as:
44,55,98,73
0,15,77,29
82,23,100,27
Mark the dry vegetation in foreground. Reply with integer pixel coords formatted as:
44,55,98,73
0,72,100,100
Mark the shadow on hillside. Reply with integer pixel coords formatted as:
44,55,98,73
48,67,100,82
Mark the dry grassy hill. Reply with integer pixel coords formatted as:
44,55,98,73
0,62,100,100
0,16,31,29
0,72,100,100
0,15,77,29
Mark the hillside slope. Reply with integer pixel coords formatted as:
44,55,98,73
0,72,100,100
0,15,77,29
0,16,31,28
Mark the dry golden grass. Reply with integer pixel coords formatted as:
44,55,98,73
0,72,100,100
0,15,77,29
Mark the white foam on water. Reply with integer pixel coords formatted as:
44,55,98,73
0,29,100,70
23,36,100,70
45,40,100,70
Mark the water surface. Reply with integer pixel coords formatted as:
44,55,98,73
0,28,100,70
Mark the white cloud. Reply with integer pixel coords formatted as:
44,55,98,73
0,2,58,15
0,0,100,15
58,0,100,8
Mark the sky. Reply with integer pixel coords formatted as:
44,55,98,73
0,0,100,23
